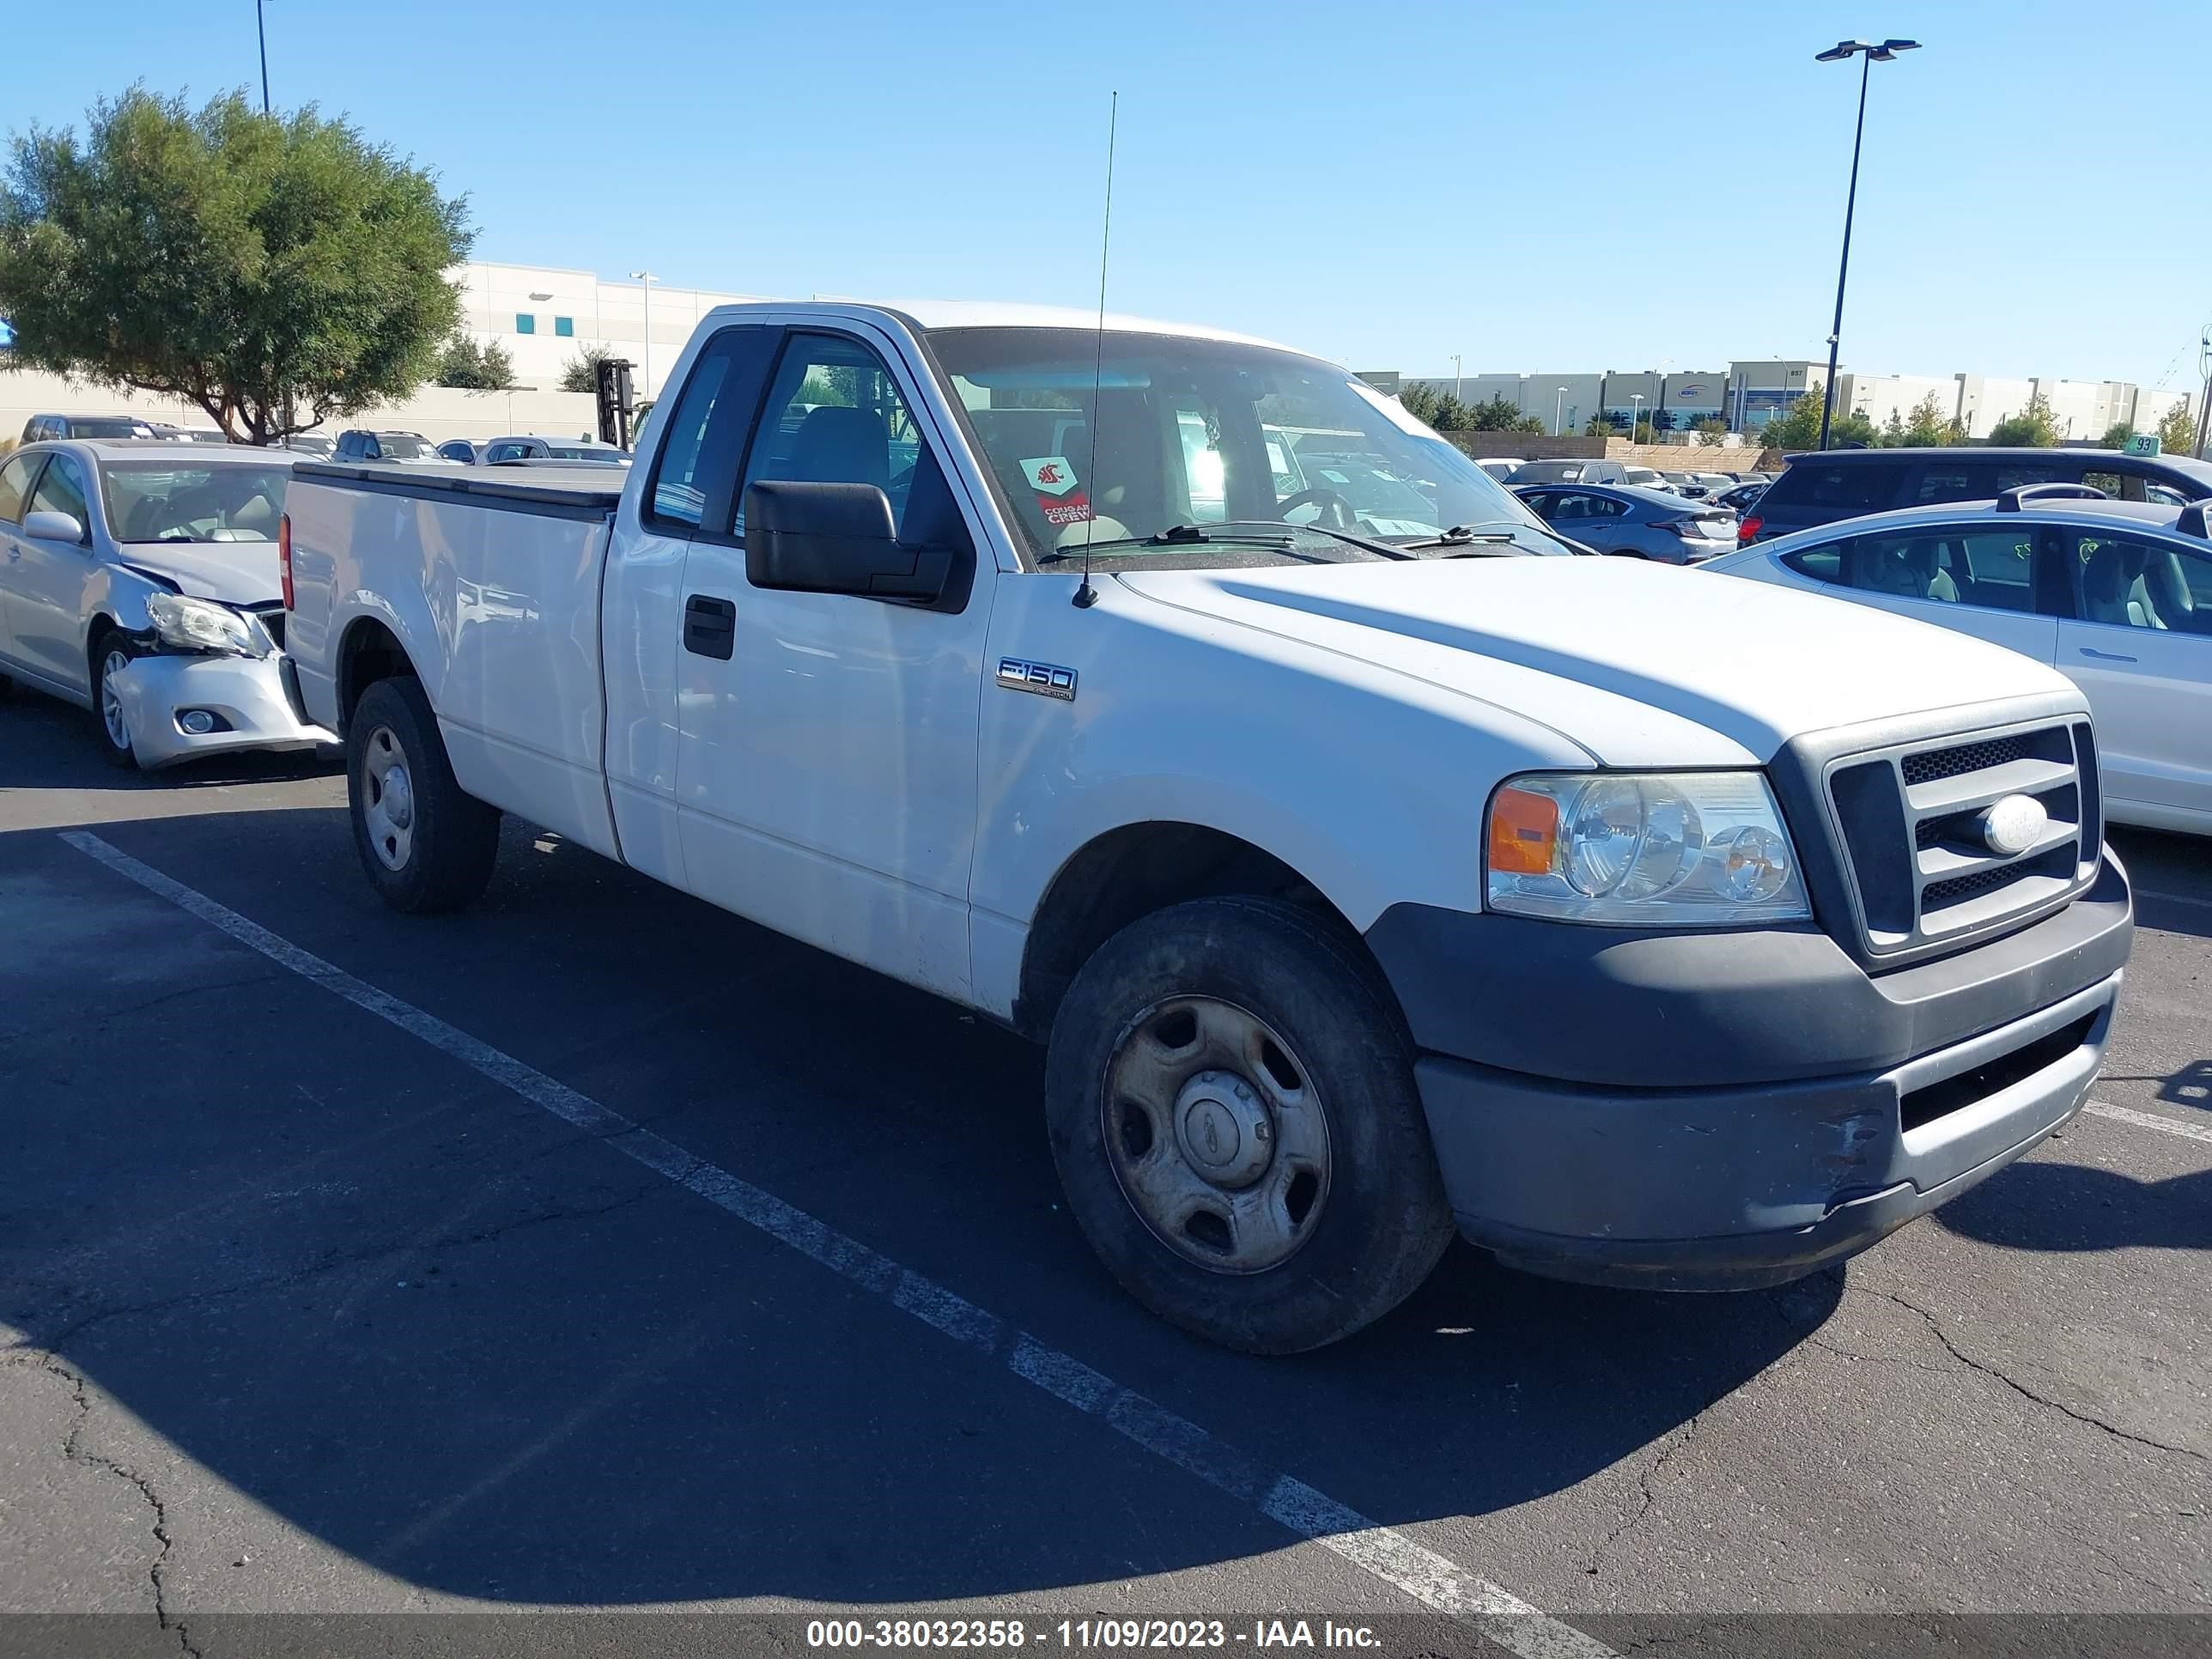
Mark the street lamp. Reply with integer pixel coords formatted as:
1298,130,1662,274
1814,37,1918,450
256,0,272,112
1554,386,1566,436
1452,355,1463,403
1630,393,1644,438
629,271,657,397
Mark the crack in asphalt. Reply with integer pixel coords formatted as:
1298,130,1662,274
7,1182,663,1358
0,972,289,1048
1584,1413,1702,1580
40,1352,203,1659
1617,1616,1735,1655
1864,1286,2209,1466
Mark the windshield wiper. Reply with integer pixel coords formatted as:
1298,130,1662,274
1392,520,1581,556
1040,524,1308,562
1205,520,1413,560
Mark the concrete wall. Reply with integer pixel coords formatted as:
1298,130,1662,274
0,369,602,449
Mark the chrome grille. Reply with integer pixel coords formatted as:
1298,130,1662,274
1824,718,2100,959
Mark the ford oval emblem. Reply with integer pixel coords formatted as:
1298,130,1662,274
1977,794,2047,857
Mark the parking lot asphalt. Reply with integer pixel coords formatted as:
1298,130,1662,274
2,686,2208,1657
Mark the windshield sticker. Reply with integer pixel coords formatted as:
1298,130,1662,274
1021,455,1093,527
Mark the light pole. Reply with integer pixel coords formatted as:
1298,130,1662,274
1452,356,1463,403
1630,393,1644,439
1554,386,1566,436
629,271,657,398
1814,37,1918,450
256,0,272,112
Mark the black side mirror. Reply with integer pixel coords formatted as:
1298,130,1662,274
744,480,949,602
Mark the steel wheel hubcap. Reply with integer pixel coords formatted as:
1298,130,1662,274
1102,995,1331,1274
362,726,416,872
100,652,131,750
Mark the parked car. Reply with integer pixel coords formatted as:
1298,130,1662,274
436,439,482,465
333,429,444,463
1474,457,1522,483
1512,482,1739,562
1621,465,1673,493
0,441,333,767
155,425,231,446
1506,458,1629,486
1705,484,2212,835
282,297,2129,1352
1711,481,1768,514
19,414,163,443
1692,471,1737,497
1740,446,2212,544
477,435,629,465
1661,471,1708,498
282,434,337,460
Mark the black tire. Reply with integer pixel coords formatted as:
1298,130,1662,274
89,628,141,769
1044,895,1455,1354
346,676,500,914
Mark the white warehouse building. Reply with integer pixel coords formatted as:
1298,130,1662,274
453,261,770,401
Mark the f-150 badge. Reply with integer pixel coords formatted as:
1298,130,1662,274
997,657,1078,702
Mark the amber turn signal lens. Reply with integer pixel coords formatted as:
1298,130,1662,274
1488,785,1560,876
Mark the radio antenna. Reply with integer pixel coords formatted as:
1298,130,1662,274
1073,89,1118,610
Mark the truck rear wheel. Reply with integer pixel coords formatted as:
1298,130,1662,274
1044,896,1454,1353
347,676,500,914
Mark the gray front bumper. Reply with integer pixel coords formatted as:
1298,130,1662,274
1413,970,2118,1290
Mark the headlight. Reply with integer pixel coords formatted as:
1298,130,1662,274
1486,771,1810,925
146,592,260,657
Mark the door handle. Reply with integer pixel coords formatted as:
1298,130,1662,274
683,593,736,660
2078,647,2136,663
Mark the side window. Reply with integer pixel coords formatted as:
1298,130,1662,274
2071,532,2212,635
28,453,92,535
1796,461,1905,510
2081,470,2123,500
1585,493,1630,520
1838,531,1979,605
644,325,777,532
1782,544,1843,582
0,453,41,523
485,442,521,465
737,333,927,540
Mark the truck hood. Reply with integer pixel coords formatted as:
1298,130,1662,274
117,540,280,607
1115,557,2076,767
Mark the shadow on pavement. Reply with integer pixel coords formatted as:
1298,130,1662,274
1934,1159,2212,1254
2,800,1833,1607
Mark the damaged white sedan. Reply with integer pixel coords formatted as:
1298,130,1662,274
0,440,334,769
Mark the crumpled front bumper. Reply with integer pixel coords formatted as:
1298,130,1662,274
112,651,337,769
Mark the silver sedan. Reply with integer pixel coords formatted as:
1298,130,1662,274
1510,482,1740,564
0,441,334,768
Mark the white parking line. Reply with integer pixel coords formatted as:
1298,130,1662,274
2135,888,2212,912
2085,1100,2212,1147
59,830,1612,1659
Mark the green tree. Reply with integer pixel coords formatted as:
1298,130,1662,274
1901,391,1958,447
1395,382,1443,424
2099,420,2136,451
1879,409,1907,447
1987,393,2062,447
1761,388,1876,450
1428,392,1475,431
0,88,471,444
2156,402,2200,458
434,333,514,390
1690,415,1729,439
1467,392,1524,431
1582,413,1616,438
559,343,614,394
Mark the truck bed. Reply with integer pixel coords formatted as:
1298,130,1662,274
291,461,625,519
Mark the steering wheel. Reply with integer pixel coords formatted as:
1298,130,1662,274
1273,488,1358,532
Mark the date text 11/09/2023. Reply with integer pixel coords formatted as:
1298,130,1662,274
805,1619,1383,1650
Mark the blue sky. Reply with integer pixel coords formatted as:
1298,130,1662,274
8,1,2209,388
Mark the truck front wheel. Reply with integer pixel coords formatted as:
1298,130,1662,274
1044,896,1454,1353
347,676,500,914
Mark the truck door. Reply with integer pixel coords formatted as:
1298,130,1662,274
672,323,995,1002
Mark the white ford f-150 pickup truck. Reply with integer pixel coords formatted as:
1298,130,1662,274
283,301,2132,1352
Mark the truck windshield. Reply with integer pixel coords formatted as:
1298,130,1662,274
925,327,1546,568
103,463,291,543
